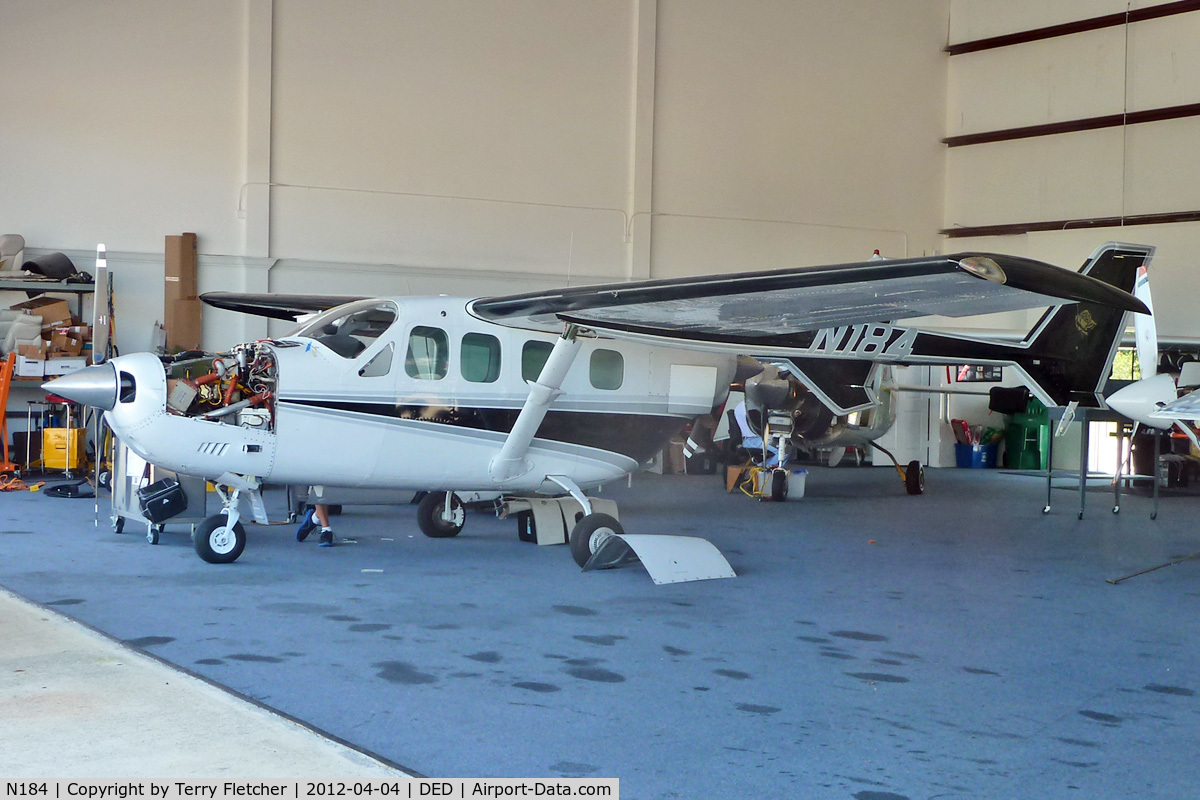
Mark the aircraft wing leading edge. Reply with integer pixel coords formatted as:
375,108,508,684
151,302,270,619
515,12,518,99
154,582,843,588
202,293,367,321
469,250,1148,346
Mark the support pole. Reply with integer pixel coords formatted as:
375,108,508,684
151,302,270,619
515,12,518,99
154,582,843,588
489,325,583,482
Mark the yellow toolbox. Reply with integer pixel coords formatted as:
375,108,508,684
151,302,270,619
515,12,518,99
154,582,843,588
42,427,86,470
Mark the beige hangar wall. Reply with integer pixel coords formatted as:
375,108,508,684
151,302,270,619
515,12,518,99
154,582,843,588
0,0,953,351
927,0,1200,470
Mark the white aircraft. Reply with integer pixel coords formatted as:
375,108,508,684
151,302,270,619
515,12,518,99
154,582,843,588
45,242,1150,581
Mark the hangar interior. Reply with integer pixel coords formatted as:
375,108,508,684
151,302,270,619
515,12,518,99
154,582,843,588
1,1,1199,798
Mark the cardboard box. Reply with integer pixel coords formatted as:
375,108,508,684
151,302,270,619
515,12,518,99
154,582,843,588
45,356,88,376
165,233,198,304
15,355,45,378
17,341,47,360
166,297,203,351
10,297,71,331
50,330,84,356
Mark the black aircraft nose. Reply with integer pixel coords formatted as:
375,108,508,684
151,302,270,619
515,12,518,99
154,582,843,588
43,363,119,410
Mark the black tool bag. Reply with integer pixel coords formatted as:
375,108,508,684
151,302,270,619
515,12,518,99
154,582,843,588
137,478,188,523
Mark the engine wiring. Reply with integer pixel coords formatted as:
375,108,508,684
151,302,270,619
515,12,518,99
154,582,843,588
165,342,277,430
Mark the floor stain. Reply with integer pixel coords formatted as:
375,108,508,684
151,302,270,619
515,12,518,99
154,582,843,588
326,614,361,622
820,652,856,660
125,636,174,648
227,653,283,663
565,657,604,667
1144,684,1195,697
349,623,392,633
375,660,438,685
713,668,752,680
853,792,909,800
1056,738,1099,748
846,672,910,684
564,666,625,683
514,681,561,693
195,658,224,666
663,645,690,656
259,602,337,615
550,762,599,775
552,605,598,617
797,635,831,644
831,630,890,642
466,651,502,664
962,667,1001,676
873,658,903,666
573,634,625,646
736,703,780,715
45,598,84,606
1079,710,1123,725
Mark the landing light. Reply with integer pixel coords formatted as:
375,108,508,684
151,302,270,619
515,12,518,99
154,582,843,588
958,256,1006,284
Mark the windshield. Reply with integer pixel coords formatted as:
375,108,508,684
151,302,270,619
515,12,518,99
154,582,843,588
290,300,399,359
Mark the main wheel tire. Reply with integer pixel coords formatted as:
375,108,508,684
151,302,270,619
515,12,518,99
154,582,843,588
905,460,924,495
569,512,624,568
113,516,125,534
417,492,465,538
770,469,789,502
147,524,162,545
194,515,247,564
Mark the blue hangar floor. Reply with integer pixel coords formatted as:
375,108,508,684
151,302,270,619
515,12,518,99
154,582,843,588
1,466,1199,799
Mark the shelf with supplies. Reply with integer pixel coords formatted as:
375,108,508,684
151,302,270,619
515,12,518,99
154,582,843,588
0,277,94,320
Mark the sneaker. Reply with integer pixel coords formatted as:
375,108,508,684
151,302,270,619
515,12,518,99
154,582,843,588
318,529,334,547
295,509,317,542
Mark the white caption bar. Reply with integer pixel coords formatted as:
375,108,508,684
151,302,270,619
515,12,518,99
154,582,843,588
2,781,618,800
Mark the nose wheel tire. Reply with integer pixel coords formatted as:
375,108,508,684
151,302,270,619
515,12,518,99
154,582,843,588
569,513,624,568
904,460,924,495
770,469,789,502
417,491,465,538
146,524,163,545
194,514,247,564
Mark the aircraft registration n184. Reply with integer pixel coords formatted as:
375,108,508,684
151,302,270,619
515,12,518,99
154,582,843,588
46,242,1152,582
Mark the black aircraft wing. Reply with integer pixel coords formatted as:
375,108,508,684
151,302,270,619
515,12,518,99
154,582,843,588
469,249,1148,349
201,292,367,321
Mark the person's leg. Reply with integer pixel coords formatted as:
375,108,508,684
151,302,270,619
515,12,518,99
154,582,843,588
295,504,318,541
316,504,335,547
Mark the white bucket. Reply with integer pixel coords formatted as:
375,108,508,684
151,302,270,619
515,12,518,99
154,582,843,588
787,468,807,500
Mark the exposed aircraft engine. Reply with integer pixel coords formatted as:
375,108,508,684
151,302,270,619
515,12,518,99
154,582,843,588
164,342,278,431
743,364,834,442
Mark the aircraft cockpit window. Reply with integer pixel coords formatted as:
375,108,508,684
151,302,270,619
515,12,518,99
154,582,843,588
358,343,394,378
294,301,398,360
461,333,501,383
521,340,553,383
589,349,624,390
406,326,449,380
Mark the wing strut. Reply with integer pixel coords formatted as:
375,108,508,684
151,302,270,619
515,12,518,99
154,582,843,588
489,324,583,482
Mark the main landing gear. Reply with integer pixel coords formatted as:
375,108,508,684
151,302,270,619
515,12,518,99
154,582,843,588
417,491,465,538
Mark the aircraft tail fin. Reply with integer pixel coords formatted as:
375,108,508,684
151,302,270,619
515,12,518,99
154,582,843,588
1011,242,1154,408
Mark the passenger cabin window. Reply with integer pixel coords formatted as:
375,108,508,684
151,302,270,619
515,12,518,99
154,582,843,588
359,343,394,378
522,340,553,383
461,333,501,383
406,326,449,380
294,301,398,360
590,349,624,390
